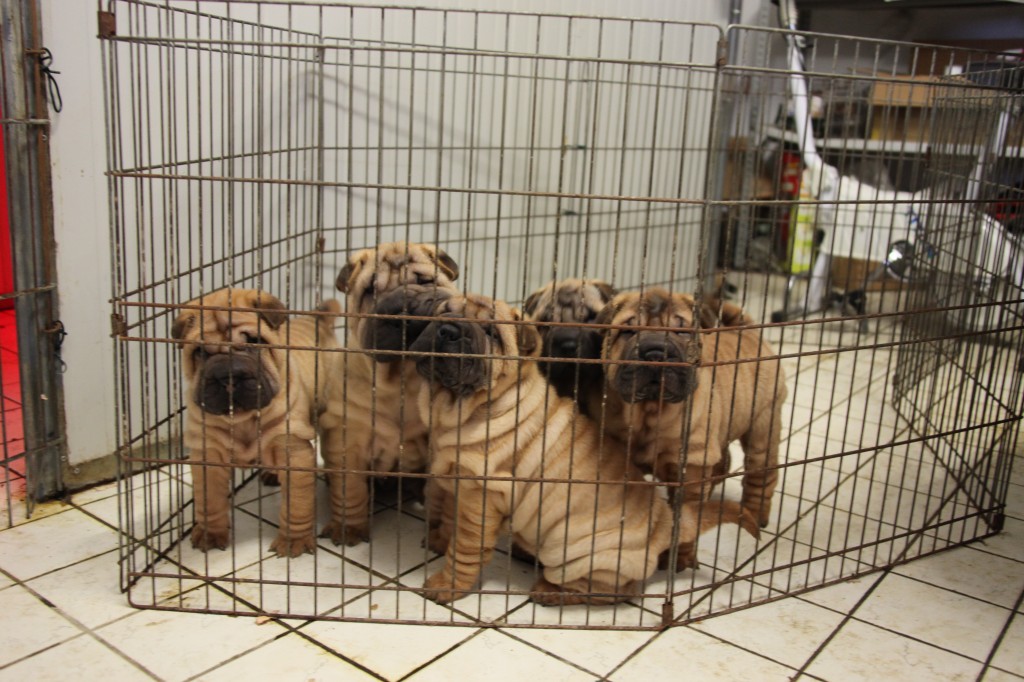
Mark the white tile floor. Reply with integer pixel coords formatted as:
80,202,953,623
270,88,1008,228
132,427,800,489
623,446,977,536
1,285,1023,681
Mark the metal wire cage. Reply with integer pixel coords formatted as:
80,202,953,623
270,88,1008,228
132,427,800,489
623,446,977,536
101,0,1023,630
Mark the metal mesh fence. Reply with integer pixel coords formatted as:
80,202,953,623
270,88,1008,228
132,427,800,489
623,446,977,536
102,1,1022,629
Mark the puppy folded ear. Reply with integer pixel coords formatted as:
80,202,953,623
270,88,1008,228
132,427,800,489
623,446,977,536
509,308,541,357
335,261,357,293
697,296,722,329
430,247,459,282
171,310,195,340
254,293,288,329
594,301,618,328
522,290,544,318
594,281,617,304
696,295,751,329
517,323,542,358
718,300,752,327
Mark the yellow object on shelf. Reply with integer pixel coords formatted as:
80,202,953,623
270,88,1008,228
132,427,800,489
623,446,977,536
787,177,816,275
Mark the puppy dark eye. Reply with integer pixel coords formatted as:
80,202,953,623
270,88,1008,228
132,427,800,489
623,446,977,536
582,309,598,322
483,325,503,342
243,333,267,346
415,274,435,286
363,280,377,298
192,347,208,361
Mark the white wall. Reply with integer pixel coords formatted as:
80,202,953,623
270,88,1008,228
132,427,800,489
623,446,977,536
42,0,116,467
40,0,755,470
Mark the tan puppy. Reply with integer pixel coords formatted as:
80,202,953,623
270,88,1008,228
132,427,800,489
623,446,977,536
172,288,340,557
407,293,757,605
522,278,616,412
318,241,459,545
595,288,786,527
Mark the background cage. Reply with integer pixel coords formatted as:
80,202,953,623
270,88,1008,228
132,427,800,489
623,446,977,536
102,0,1023,630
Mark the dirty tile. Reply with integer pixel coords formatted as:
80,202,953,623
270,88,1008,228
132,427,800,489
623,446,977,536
0,484,75,529
68,479,120,506
977,518,1024,563
230,547,377,617
692,596,844,668
508,602,657,676
0,633,152,681
301,589,478,680
894,546,1024,608
799,575,876,613
990,616,1024,677
0,584,81,667
807,619,981,682
982,667,1024,681
25,550,135,629
196,633,377,681
93,591,280,682
614,625,795,681
0,508,119,580
856,573,1010,660
406,630,594,681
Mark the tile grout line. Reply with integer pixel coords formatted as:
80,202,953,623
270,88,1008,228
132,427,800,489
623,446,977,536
129,553,395,682
0,579,161,680
787,567,891,680
975,582,1024,682
601,621,797,680
678,621,801,675
180,626,392,682
888,568,1022,612
495,625,619,679
787,555,1024,673
393,628,489,682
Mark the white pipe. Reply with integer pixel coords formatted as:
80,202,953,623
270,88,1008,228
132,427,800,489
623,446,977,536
780,0,822,169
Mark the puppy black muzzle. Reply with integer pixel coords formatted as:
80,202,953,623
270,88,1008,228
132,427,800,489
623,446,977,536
364,285,453,362
540,327,603,398
197,353,276,415
410,314,487,396
613,330,698,404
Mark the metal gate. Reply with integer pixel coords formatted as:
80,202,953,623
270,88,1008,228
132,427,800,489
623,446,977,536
891,72,1024,548
0,0,67,527
101,1,1021,629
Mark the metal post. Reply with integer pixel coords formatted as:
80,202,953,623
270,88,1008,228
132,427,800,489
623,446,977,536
0,0,66,503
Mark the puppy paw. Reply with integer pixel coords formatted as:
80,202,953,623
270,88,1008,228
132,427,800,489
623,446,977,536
420,571,469,604
190,525,229,552
742,509,764,539
529,577,587,607
674,542,700,572
741,498,773,530
319,519,370,547
259,470,281,487
425,523,450,555
270,534,316,558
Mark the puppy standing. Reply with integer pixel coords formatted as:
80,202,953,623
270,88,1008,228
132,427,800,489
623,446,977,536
318,241,460,545
596,288,786,527
522,278,616,414
173,288,341,557
407,293,757,605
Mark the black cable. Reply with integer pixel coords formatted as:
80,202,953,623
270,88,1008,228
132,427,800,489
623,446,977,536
38,47,62,113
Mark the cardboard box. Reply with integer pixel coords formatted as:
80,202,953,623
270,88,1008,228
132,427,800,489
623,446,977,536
870,76,940,109
830,255,907,293
721,137,775,201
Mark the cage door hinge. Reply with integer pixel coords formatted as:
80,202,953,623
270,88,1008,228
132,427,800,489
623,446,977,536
716,37,729,67
110,312,127,337
98,11,116,39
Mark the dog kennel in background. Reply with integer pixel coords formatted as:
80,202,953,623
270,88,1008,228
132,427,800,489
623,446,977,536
101,0,1022,629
